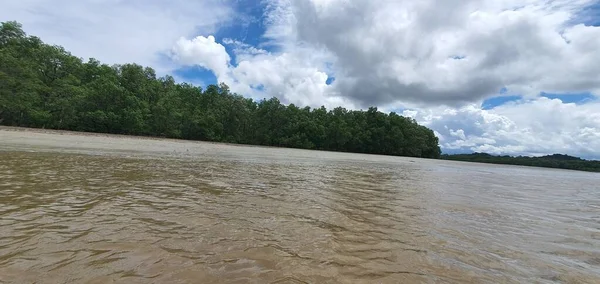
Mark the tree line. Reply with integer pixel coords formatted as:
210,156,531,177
0,21,441,158
442,153,600,173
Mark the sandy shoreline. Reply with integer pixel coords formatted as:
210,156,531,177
0,126,282,150
0,125,429,166
0,125,356,161
0,126,201,142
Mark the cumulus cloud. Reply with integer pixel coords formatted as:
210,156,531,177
288,0,600,106
224,49,350,109
172,35,352,108
169,0,600,108
171,36,231,77
0,0,233,73
404,98,600,159
221,38,268,62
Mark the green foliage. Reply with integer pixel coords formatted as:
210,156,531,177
442,153,600,173
0,21,441,158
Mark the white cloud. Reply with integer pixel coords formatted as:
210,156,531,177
168,0,600,107
0,0,233,74
405,98,600,159
221,47,348,108
172,35,352,108
171,35,231,77
287,0,600,106
222,38,268,62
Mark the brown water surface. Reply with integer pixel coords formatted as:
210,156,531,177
1,128,599,283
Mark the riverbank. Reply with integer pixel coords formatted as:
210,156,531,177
0,126,287,156
0,126,418,163
3,126,598,173
0,125,305,152
442,153,600,173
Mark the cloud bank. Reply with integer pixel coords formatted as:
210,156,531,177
405,98,600,159
172,0,600,107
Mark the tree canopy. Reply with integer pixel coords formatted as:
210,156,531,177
442,153,600,173
0,21,441,158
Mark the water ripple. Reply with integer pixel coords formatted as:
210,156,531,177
1,139,600,283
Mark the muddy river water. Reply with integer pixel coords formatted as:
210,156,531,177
0,128,599,283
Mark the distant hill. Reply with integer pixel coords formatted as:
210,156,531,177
442,153,600,173
538,154,582,161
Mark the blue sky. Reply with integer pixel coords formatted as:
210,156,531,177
2,0,600,159
577,1,600,26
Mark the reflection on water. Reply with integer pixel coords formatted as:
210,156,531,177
0,129,599,283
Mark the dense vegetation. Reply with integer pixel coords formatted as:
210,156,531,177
443,153,600,173
0,21,441,158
